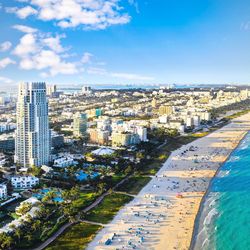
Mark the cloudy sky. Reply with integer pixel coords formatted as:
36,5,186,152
0,0,250,87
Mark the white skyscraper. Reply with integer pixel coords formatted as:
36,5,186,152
15,82,51,168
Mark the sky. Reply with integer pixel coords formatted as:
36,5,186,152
0,0,250,88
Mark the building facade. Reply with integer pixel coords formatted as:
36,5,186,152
73,113,87,137
11,176,39,189
0,184,7,199
15,82,51,168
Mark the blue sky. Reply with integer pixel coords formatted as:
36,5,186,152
0,0,250,87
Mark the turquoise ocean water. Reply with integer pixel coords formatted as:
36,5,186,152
193,132,250,250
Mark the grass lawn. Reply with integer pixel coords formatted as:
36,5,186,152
226,109,250,119
189,131,209,138
116,176,151,195
46,222,102,250
86,193,133,224
72,191,98,209
110,174,126,186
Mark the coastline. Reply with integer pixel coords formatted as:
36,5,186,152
87,112,250,250
189,129,249,250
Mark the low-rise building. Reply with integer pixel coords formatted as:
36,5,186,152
0,184,7,199
53,157,77,168
11,176,39,189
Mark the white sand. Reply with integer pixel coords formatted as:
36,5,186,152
87,113,250,250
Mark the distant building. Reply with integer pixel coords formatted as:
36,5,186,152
73,113,87,137
151,98,157,108
159,115,168,124
95,108,102,117
193,115,200,127
11,176,39,189
53,157,77,168
136,126,148,142
112,132,140,147
0,184,7,199
200,111,211,121
159,105,173,116
86,108,103,118
0,134,15,151
46,84,57,96
112,132,130,147
186,117,194,127
15,82,51,168
0,122,16,132
82,86,92,95
89,128,109,145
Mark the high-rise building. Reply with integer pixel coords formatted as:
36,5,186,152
15,82,51,168
88,128,109,145
136,126,148,142
46,84,60,98
46,84,57,96
73,113,87,137
111,132,140,147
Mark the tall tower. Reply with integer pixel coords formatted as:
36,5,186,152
15,82,51,168
73,113,87,137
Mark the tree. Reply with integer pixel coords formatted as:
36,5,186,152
0,233,14,250
24,233,33,243
16,202,32,215
97,182,106,194
31,220,41,231
13,228,22,243
28,165,42,177
42,190,57,203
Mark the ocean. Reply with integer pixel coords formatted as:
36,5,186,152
193,132,250,250
57,84,208,94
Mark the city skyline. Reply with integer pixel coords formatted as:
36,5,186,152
0,0,250,88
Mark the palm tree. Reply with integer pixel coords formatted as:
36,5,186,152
31,220,41,231
13,228,22,243
0,233,14,250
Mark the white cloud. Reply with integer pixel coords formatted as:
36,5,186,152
6,5,38,19
128,0,139,13
13,24,38,33
0,76,14,84
6,0,131,30
0,41,12,52
13,33,38,58
0,57,16,69
81,52,93,64
87,67,107,75
12,32,78,76
42,34,66,53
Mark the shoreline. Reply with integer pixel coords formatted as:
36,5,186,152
87,112,250,250
189,129,249,250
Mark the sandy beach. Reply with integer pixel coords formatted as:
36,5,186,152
87,113,250,250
